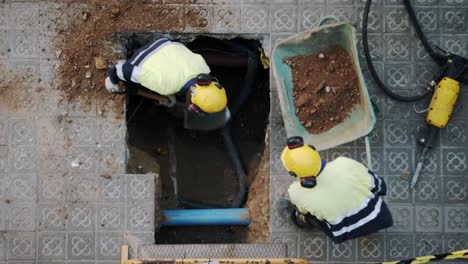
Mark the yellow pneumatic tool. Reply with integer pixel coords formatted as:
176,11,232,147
411,56,468,188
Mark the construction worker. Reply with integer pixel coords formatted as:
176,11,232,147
281,136,393,243
105,37,229,124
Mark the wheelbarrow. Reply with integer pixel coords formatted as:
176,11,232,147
271,17,376,153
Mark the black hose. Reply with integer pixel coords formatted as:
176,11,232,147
222,125,246,208
363,0,430,101
402,0,447,65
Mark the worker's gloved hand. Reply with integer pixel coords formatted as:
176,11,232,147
105,77,120,93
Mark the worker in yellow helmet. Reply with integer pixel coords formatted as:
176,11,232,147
281,136,393,244
105,37,229,129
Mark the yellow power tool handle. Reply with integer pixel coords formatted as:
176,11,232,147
426,77,460,128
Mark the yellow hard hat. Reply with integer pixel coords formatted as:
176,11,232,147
281,136,321,188
190,74,227,114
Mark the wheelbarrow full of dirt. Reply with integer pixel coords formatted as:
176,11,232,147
271,18,376,151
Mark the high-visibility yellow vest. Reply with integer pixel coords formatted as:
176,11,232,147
288,157,373,222
139,43,210,95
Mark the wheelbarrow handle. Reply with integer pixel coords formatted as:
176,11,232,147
318,16,341,26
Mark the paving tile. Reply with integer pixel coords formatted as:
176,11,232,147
271,5,297,33
39,2,69,32
0,233,6,260
329,239,356,262
325,6,355,24
444,205,468,232
384,148,413,176
357,34,384,62
11,2,39,30
97,203,125,231
441,119,468,147
67,174,98,203
0,30,8,59
415,178,442,203
325,147,356,161
67,202,96,231
415,205,443,232
10,30,39,58
270,118,286,149
271,232,299,258
414,0,440,6
9,174,37,202
356,5,383,33
37,231,66,260
0,118,7,145
0,3,8,29
387,204,414,233
184,5,213,32
415,234,444,257
386,176,413,203
99,174,125,202
443,176,468,204
444,234,468,252
384,119,418,147
384,35,411,61
442,148,467,176
242,5,270,33
96,232,124,260
126,174,155,203
415,36,441,62
384,7,411,33
442,35,468,57
8,202,36,231
126,202,155,231
213,5,241,33
384,63,411,90
299,231,328,261
413,62,439,91
9,145,36,173
9,118,35,145
67,117,97,146
36,203,67,231
442,8,468,34
386,233,414,261
270,33,294,49
453,92,468,118
96,146,126,175
270,180,297,232
68,232,95,260
356,147,384,176
0,205,7,231
9,231,36,260
67,147,97,174
298,5,325,31
415,7,440,33
36,117,67,147
38,174,66,202
270,147,287,177
356,233,385,262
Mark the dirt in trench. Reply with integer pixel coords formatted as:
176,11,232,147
56,0,210,117
286,46,360,134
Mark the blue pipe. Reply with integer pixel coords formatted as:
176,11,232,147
162,209,250,226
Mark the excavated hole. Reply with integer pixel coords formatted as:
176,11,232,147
121,33,270,243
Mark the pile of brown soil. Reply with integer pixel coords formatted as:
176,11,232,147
58,0,208,116
286,46,360,134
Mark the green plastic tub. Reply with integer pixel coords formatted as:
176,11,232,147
271,20,376,151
